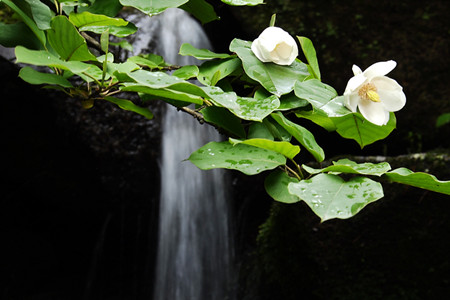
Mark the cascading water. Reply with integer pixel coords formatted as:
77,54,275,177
128,9,235,300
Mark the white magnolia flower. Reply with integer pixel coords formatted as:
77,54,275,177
251,26,298,66
344,60,406,126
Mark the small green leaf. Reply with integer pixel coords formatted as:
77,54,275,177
278,92,309,111
230,38,310,96
179,43,232,60
383,168,450,195
79,0,123,17
332,112,396,148
302,159,391,177
295,110,336,132
201,106,246,138
188,141,286,175
69,11,137,37
265,170,301,204
100,29,109,53
436,113,450,128
119,0,188,16
198,57,242,86
127,54,168,69
269,14,276,27
19,66,73,88
229,138,300,160
172,65,199,80
25,0,55,30
47,15,96,61
297,36,320,80
180,0,218,24
104,96,153,119
271,112,325,162
288,174,384,222
294,79,339,112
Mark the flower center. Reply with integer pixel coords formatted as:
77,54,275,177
358,83,381,102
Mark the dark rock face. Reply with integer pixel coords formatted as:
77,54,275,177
0,57,163,299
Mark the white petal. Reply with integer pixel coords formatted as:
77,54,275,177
251,39,271,62
352,64,362,75
358,99,388,126
345,73,367,92
344,92,359,112
371,76,402,91
363,60,397,81
379,89,406,112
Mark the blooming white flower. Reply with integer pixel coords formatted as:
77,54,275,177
343,60,406,126
251,26,298,66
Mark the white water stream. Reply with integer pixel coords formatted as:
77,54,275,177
129,9,235,300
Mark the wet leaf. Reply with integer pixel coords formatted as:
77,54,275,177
180,43,232,60
119,0,188,16
383,168,450,195
297,36,320,80
229,138,300,160
19,66,73,88
265,170,301,204
303,159,391,177
189,141,286,175
288,174,384,222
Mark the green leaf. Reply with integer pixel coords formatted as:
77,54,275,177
25,0,54,30
80,0,123,17
69,11,137,37
383,168,450,195
172,65,199,80
104,96,153,120
0,22,41,49
302,158,391,177
229,138,300,160
119,0,188,16
127,54,167,69
294,79,340,113
297,36,320,80
230,38,310,96
1,0,46,46
188,141,286,175
15,46,93,73
179,43,232,60
201,106,246,138
261,118,292,141
288,174,384,222
198,57,242,86
19,66,73,88
265,170,301,204
295,110,336,132
332,112,396,148
278,92,309,111
47,15,96,61
201,86,280,121
271,112,325,162
436,113,450,128
180,0,218,24
221,0,264,5
110,40,133,51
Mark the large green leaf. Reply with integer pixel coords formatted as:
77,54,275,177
230,39,310,96
271,112,325,162
294,79,340,113
19,66,73,88
277,92,309,111
332,112,397,148
288,174,384,222
119,0,188,16
69,11,137,37
25,0,54,30
198,57,242,86
265,170,301,204
297,36,320,80
179,43,232,60
188,141,286,175
201,106,246,138
295,110,336,132
229,138,300,160
383,168,450,195
47,15,96,61
1,0,46,46
180,0,218,24
172,65,199,80
80,0,123,17
221,0,264,5
15,46,93,73
104,96,153,120
302,158,391,177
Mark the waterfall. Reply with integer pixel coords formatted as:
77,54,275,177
130,9,235,300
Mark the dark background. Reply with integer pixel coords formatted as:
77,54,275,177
1,0,449,299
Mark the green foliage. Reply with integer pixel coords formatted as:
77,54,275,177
2,0,448,222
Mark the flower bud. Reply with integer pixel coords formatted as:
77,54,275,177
251,27,298,66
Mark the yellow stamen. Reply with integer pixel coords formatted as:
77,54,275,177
366,90,381,102
358,83,381,102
